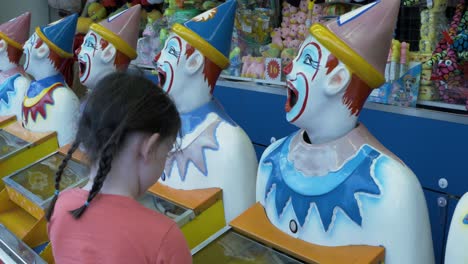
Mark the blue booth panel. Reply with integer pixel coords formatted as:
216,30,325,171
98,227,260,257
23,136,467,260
424,190,450,264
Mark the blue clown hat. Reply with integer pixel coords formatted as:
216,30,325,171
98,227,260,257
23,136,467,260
172,0,236,69
35,13,78,58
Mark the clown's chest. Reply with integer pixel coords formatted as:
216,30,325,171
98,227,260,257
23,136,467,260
22,82,62,127
260,135,392,239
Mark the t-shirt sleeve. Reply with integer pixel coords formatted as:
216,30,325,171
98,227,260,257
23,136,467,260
155,224,192,264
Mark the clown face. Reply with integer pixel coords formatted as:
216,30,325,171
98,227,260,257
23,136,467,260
284,35,328,124
23,33,39,77
155,34,187,95
77,30,116,89
284,34,352,131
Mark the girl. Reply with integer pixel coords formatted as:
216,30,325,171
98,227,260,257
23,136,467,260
47,72,191,264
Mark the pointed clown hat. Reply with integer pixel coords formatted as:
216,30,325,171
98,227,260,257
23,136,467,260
90,4,141,60
172,0,237,69
0,12,31,50
309,0,400,88
35,13,78,58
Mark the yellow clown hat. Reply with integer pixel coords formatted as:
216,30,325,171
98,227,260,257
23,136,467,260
310,0,400,88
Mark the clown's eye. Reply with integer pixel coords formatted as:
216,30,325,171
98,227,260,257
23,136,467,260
303,54,319,69
85,40,96,49
168,46,179,58
445,60,452,66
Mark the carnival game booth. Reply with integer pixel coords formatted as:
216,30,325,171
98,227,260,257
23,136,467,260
0,145,89,263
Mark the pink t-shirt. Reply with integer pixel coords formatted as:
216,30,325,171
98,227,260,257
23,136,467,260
48,189,192,264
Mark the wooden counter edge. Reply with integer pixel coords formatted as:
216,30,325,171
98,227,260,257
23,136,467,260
148,182,222,214
230,203,385,264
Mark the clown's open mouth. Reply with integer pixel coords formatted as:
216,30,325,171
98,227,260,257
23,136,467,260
157,68,166,87
285,82,298,112
79,60,86,77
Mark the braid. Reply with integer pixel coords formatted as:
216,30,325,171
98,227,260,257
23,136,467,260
46,140,80,221
69,128,123,219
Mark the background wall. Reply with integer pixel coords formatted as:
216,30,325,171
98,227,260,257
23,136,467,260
0,0,49,34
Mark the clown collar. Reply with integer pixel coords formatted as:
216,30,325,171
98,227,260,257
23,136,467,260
179,98,236,137
263,124,393,231
27,74,65,98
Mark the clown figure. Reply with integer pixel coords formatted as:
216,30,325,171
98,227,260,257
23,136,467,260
77,5,140,90
445,193,468,263
22,14,80,146
155,0,258,223
0,12,31,120
256,1,435,263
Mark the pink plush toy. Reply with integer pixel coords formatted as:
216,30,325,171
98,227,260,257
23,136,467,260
282,5,291,17
271,28,284,49
290,24,299,37
248,57,265,79
298,24,306,37
313,4,323,16
281,17,290,28
300,0,308,12
284,36,293,48
290,39,301,49
290,13,298,24
290,5,298,14
281,27,290,39
241,55,253,77
296,11,307,24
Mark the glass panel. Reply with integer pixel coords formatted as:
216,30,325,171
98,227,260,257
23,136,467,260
137,193,188,219
193,230,303,264
0,130,29,160
0,225,47,264
8,153,89,204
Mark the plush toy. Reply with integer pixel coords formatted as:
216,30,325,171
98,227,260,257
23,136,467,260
271,28,284,49
290,13,298,24
282,5,291,17
290,24,299,37
300,0,308,12
260,43,281,58
241,56,266,79
298,24,307,37
227,46,242,76
296,11,307,24
290,39,301,49
284,36,293,48
281,27,290,39
280,48,297,69
281,17,290,28
241,55,253,77
87,2,107,22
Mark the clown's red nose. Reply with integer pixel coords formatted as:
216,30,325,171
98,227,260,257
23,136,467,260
284,62,293,75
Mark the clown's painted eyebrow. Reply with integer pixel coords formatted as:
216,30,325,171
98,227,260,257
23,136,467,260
85,33,98,49
296,42,322,63
166,36,182,58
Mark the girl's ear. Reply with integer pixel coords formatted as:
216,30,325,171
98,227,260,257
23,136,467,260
141,133,160,162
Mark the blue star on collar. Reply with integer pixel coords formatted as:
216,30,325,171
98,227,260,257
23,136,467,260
0,74,20,105
264,135,381,231
179,98,236,137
